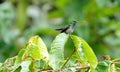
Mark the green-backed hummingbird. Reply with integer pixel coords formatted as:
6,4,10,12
56,21,77,34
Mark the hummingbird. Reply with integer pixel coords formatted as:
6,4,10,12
56,21,77,34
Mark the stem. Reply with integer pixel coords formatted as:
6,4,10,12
76,65,90,70
112,62,120,64
61,48,76,69
40,69,53,72
112,58,120,62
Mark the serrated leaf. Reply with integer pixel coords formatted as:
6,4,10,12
23,35,49,61
70,35,98,70
49,33,69,70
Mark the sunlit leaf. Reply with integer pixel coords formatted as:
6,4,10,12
79,37,98,70
14,66,21,72
36,59,47,69
49,33,69,70
23,35,49,61
93,60,111,72
116,67,120,72
0,63,2,71
0,56,20,72
70,35,87,64
20,61,31,72
15,49,25,64
109,63,116,72
70,35,98,70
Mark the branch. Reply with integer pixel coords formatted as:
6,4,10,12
112,58,120,62
61,47,76,69
76,65,90,70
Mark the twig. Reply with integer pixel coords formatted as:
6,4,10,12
39,69,54,72
76,65,90,70
112,62,120,64
112,58,120,62
61,47,76,69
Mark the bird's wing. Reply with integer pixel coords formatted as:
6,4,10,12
55,28,64,31
55,25,70,33
60,25,70,33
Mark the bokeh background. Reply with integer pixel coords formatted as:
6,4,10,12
0,0,120,62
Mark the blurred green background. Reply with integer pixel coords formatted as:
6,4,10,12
0,0,120,62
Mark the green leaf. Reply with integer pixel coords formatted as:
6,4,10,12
109,63,116,72
0,63,3,71
70,35,87,64
79,37,98,70
14,66,21,72
49,33,69,70
0,56,20,72
36,59,47,69
15,49,25,64
0,63,2,67
20,61,31,72
23,35,49,61
70,35,98,70
93,60,111,72
116,67,120,72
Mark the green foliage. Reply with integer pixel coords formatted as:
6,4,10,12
0,35,49,72
49,33,69,70
0,33,97,72
1,33,120,72
70,35,98,70
0,0,120,63
23,35,49,61
0,0,120,72
94,60,111,72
